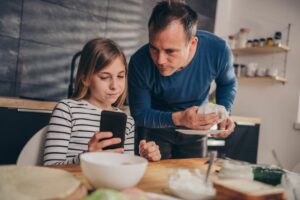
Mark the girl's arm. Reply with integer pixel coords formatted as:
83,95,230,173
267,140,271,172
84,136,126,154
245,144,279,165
43,101,79,165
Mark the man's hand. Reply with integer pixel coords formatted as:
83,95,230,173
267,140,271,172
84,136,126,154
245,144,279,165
211,117,235,138
172,106,219,130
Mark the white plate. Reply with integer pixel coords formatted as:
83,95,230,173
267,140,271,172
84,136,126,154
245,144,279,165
175,129,225,136
146,192,180,200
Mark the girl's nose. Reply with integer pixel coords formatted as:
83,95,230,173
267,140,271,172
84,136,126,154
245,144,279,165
109,78,117,90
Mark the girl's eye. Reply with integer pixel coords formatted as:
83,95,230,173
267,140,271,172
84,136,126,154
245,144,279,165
118,75,125,79
100,76,109,80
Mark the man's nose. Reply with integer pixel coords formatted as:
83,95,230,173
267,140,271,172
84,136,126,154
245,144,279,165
157,52,167,65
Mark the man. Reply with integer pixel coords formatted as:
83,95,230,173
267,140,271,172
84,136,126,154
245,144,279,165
128,1,237,159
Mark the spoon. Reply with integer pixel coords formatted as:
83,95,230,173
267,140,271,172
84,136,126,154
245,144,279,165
205,151,217,184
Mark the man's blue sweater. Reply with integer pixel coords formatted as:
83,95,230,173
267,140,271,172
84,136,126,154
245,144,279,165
128,31,237,128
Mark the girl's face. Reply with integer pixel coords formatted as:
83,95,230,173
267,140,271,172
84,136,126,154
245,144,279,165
87,56,126,109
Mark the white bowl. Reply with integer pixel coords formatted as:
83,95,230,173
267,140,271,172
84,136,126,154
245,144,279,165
168,168,216,200
80,152,148,190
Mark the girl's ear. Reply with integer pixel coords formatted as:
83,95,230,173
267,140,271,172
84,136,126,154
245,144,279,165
81,76,89,86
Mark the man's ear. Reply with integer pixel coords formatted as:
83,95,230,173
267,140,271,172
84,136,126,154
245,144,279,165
188,36,198,53
190,36,198,47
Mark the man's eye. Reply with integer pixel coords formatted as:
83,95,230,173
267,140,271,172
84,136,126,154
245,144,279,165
166,50,175,54
149,47,158,52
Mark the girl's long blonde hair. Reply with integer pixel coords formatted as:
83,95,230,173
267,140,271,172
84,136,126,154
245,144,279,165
72,38,127,107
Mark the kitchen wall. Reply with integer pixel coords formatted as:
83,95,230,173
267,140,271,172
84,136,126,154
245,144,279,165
215,0,300,169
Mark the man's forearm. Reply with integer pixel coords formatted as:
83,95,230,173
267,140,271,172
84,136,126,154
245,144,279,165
172,111,182,126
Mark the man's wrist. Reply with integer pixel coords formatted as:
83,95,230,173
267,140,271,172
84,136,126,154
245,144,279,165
172,111,182,126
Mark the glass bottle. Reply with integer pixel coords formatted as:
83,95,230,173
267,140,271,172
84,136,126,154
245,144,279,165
274,32,282,46
228,35,236,49
237,28,250,48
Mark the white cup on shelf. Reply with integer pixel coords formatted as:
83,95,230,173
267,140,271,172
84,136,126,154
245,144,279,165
256,68,267,77
266,68,278,77
245,63,257,77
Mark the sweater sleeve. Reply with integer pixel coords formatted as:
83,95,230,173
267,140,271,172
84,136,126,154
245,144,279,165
128,57,174,129
215,43,237,112
43,101,81,165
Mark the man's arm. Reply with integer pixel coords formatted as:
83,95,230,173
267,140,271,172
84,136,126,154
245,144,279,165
128,58,218,130
128,58,174,128
211,43,237,138
215,43,237,112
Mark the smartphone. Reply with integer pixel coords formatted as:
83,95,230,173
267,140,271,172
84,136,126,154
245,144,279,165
100,110,127,150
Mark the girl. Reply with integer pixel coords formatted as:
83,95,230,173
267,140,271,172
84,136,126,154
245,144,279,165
43,38,161,165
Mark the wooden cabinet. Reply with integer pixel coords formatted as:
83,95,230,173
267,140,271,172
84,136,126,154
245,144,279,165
209,121,260,164
0,107,51,164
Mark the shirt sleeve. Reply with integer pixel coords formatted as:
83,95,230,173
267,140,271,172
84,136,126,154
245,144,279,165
124,116,135,155
43,101,81,165
215,43,238,112
128,57,174,128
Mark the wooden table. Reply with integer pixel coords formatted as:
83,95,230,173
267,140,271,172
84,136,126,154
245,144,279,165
50,158,213,195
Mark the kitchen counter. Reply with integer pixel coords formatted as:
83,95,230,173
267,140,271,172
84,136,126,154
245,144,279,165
0,97,261,124
0,97,56,111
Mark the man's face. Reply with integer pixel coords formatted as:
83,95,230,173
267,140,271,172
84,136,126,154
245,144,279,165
149,20,197,76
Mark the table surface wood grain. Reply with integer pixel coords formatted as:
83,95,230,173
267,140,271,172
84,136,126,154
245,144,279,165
49,158,214,195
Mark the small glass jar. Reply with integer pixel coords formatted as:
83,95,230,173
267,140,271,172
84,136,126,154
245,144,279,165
252,39,259,47
266,37,274,46
259,38,266,47
246,40,253,48
274,32,282,46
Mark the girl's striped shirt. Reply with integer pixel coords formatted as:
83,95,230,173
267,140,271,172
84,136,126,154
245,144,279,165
43,99,135,165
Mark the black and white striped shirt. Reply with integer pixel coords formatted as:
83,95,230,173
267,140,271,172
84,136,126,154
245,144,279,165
43,99,135,165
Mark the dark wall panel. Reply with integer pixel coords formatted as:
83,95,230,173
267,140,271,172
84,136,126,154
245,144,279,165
16,40,75,100
43,0,109,16
0,81,16,96
106,0,145,59
0,0,217,101
0,36,19,82
21,0,107,50
0,0,22,38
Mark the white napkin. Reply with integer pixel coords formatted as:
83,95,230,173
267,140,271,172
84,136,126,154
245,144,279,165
197,103,229,123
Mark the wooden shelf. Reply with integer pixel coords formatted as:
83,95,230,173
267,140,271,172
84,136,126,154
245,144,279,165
238,76,287,84
232,44,290,55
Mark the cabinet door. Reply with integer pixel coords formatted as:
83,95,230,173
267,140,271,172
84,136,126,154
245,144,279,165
223,123,260,164
0,108,51,164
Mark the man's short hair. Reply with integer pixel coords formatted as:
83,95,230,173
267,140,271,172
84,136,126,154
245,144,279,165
148,1,198,42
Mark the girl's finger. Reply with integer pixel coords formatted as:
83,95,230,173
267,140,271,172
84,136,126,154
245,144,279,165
105,148,124,153
98,138,121,149
95,131,113,140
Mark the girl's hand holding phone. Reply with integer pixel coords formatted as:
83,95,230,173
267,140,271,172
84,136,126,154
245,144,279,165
88,131,124,153
139,140,161,162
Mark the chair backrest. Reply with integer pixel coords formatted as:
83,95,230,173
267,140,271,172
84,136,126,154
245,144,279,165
17,126,48,166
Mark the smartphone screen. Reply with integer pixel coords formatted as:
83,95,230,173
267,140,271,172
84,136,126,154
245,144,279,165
100,110,127,150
